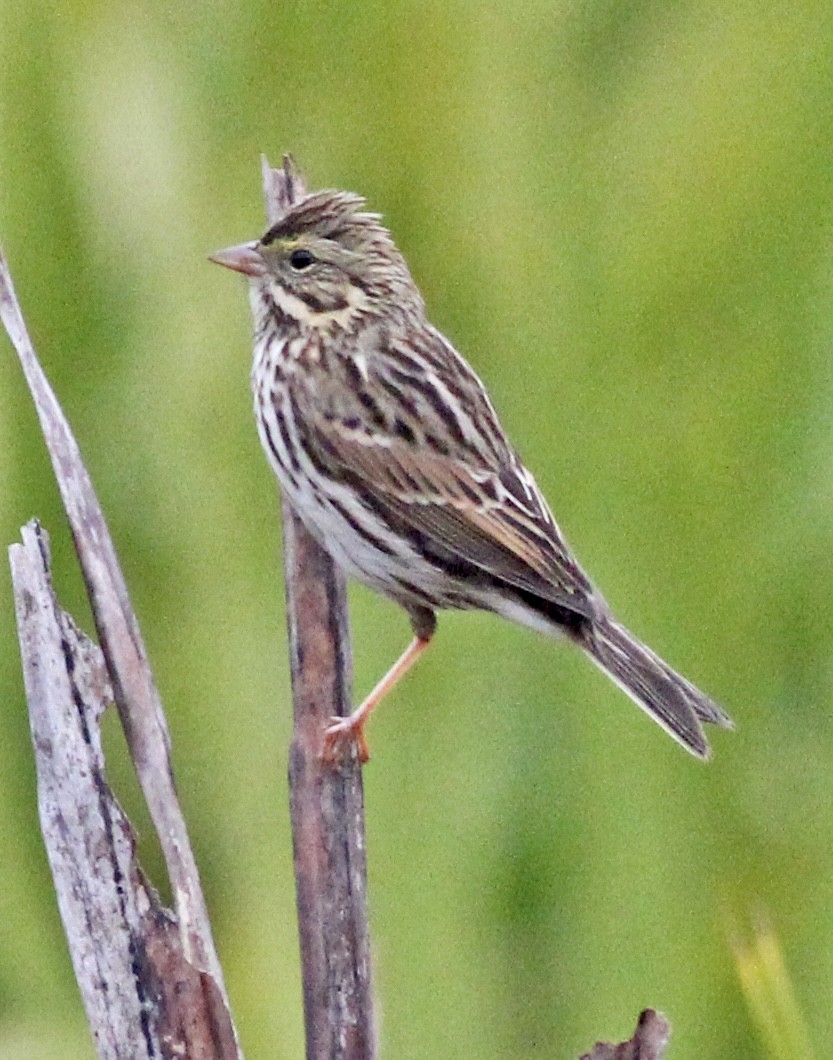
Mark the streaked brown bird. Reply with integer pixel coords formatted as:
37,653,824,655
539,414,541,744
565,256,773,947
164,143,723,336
211,160,732,763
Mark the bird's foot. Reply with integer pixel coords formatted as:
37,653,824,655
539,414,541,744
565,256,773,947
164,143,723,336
322,713,370,765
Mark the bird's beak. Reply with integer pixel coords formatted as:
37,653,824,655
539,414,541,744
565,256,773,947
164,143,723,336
209,241,266,277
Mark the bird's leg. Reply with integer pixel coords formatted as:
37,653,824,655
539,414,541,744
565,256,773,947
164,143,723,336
323,607,436,764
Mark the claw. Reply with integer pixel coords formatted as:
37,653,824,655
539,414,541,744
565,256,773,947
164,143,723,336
318,634,432,766
322,714,370,764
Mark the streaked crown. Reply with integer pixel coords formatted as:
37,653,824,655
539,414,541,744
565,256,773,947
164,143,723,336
254,189,421,325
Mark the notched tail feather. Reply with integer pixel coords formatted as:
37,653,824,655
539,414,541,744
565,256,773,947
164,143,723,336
581,614,733,760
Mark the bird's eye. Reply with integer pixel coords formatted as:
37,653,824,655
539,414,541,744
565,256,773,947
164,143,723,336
289,248,316,270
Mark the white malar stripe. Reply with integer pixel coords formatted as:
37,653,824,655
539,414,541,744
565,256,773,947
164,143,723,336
271,284,366,330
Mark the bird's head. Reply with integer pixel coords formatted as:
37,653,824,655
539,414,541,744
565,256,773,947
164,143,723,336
211,189,421,330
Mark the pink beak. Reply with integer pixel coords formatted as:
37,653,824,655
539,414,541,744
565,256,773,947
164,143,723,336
208,241,266,277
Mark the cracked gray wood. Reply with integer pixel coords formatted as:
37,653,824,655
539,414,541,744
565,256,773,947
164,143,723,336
2,249,241,1058
10,522,239,1060
0,254,223,989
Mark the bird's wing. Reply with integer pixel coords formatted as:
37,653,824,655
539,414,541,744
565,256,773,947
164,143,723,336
289,350,596,617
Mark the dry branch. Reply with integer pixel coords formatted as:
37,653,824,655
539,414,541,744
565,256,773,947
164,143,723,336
262,156,375,1059
580,1009,670,1059
1,254,240,1057
10,523,238,1059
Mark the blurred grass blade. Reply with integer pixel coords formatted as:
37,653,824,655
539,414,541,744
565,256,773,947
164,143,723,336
731,914,815,1060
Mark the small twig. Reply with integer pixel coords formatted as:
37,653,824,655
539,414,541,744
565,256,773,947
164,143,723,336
580,1009,670,1060
10,522,239,1059
262,156,375,1060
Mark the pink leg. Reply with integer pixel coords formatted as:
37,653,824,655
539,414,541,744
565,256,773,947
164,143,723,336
323,635,432,763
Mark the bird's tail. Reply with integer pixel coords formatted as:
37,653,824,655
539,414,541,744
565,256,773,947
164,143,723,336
580,613,733,759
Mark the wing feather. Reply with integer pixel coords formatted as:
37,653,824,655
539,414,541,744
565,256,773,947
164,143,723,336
291,346,596,617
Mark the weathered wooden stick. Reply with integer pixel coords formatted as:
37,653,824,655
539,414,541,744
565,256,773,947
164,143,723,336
9,522,239,1060
0,253,220,980
262,156,375,1060
1,252,240,1056
580,1009,670,1060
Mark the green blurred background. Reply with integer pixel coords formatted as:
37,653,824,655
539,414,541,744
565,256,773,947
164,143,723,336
1,2,832,1057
